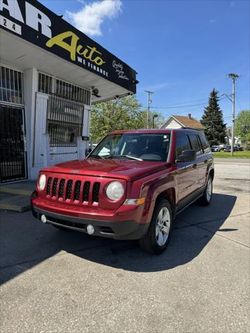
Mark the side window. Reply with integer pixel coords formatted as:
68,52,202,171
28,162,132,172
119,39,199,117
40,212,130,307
199,131,211,153
188,134,203,155
175,133,191,159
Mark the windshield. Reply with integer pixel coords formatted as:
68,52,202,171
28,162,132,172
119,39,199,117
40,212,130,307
88,133,171,162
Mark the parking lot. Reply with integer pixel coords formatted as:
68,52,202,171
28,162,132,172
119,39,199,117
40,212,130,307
0,159,249,333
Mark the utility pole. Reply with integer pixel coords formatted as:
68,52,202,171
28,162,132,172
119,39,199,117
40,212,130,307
228,73,239,156
145,90,153,128
153,114,158,128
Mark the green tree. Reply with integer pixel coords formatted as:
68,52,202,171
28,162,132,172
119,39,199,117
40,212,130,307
201,89,227,145
90,95,147,143
235,110,250,145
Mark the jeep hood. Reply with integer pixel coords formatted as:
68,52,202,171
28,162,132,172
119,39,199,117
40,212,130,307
42,158,170,181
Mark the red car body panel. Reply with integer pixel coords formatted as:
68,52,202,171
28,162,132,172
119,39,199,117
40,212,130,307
42,159,169,181
31,129,214,240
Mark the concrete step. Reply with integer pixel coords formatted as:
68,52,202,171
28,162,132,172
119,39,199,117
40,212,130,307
0,181,36,196
0,193,31,212
0,181,35,212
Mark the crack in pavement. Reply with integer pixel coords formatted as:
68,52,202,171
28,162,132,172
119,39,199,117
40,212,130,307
176,212,250,228
176,212,250,249
195,224,249,249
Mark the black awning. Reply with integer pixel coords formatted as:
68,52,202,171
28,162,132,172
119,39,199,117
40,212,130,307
0,0,137,93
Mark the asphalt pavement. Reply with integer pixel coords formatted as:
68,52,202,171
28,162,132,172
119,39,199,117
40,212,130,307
0,160,249,333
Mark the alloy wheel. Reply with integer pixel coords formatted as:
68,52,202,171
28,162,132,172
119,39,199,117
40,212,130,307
155,207,171,246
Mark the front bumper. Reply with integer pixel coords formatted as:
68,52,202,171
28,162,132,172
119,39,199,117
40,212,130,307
31,205,149,240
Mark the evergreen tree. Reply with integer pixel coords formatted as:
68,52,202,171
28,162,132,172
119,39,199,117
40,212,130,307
201,89,226,145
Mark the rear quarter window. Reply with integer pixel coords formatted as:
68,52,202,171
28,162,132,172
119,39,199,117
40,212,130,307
188,134,203,155
199,132,211,153
175,132,191,158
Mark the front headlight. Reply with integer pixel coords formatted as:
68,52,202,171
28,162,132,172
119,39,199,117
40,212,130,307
106,181,124,201
38,174,46,191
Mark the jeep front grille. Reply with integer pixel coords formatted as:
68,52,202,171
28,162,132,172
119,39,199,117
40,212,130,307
46,177,101,203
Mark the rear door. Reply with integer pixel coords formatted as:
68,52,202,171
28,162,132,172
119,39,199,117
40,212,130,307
188,133,206,189
199,131,213,186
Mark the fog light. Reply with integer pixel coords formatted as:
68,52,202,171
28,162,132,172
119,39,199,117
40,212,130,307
87,224,95,235
41,214,47,223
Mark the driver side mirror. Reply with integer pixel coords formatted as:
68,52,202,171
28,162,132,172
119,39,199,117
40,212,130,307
176,150,196,163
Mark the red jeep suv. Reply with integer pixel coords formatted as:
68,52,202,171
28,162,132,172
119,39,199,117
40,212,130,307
31,129,214,254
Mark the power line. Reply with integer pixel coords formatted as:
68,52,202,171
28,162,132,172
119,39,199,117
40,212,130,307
137,106,232,120
141,96,227,110
150,102,207,109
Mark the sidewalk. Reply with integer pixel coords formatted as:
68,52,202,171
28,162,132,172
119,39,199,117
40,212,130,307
0,181,36,212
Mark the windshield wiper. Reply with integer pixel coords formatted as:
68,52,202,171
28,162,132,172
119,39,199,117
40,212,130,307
90,155,142,161
119,155,143,161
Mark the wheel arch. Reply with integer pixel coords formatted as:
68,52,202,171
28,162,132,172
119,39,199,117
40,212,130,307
155,188,176,213
209,168,214,181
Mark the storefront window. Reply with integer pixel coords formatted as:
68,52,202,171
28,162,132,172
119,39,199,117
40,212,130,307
56,79,90,104
48,123,78,146
38,74,91,106
38,73,53,94
47,95,83,147
0,66,23,104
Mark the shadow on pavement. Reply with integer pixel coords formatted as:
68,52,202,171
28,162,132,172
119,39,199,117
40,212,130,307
0,193,236,285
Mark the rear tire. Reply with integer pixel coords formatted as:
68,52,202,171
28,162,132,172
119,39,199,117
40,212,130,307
198,175,213,206
139,199,173,254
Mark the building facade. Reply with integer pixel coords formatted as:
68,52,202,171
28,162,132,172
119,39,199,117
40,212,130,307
0,0,137,183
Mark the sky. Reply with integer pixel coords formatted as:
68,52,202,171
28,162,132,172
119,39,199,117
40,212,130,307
40,0,250,126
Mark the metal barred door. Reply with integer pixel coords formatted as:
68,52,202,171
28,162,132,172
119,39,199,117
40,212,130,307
0,105,27,182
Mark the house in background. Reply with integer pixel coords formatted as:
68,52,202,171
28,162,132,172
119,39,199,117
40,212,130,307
161,114,204,130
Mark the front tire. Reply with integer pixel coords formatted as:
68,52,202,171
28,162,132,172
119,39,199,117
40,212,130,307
199,175,213,206
139,199,173,254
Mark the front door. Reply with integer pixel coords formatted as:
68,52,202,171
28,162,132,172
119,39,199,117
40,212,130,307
0,105,27,182
174,131,197,208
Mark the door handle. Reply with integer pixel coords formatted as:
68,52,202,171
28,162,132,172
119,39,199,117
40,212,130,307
204,159,208,164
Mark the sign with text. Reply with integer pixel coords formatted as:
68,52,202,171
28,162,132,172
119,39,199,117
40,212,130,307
0,0,137,93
